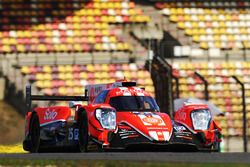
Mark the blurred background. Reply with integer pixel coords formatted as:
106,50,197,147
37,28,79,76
0,0,250,152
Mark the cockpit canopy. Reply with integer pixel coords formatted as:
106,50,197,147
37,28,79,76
109,96,160,112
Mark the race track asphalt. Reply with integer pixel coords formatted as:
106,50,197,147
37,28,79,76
1,152,250,164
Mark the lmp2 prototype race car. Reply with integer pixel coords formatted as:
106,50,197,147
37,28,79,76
23,80,221,152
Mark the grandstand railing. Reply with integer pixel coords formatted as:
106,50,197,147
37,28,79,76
232,75,248,152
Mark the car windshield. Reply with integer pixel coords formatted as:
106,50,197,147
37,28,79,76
109,96,160,111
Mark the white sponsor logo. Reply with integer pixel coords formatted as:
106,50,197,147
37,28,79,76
163,131,170,141
138,113,166,126
149,131,158,140
143,117,162,125
174,125,186,132
44,109,57,120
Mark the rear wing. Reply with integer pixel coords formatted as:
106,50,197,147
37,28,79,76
26,85,88,112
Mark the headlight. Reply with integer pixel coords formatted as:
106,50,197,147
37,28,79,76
191,109,211,130
95,108,116,130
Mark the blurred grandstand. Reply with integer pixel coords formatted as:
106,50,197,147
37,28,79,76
0,0,250,152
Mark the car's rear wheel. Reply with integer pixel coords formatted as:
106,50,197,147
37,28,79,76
30,113,40,153
78,109,88,152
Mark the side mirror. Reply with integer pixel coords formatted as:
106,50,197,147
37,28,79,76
69,101,82,108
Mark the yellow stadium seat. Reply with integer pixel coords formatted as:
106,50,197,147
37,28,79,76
43,73,52,80
100,64,109,71
65,73,73,80
192,35,200,42
93,43,101,51
43,80,52,88
21,66,30,74
58,87,67,95
79,72,87,79
200,42,208,49
36,81,44,89
88,37,95,43
35,73,44,81
86,64,95,72
37,44,47,52
73,87,83,95
43,66,52,73
57,73,65,80
73,44,82,51
169,15,178,22
65,80,74,87
16,45,25,52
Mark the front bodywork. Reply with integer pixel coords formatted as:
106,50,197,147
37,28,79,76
88,111,220,151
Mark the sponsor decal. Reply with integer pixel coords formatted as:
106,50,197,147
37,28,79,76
176,135,193,140
174,125,193,140
149,131,158,140
132,87,145,96
147,127,169,130
116,87,131,96
44,109,57,120
137,113,166,126
157,131,163,135
119,126,139,139
115,87,145,96
149,131,171,141
174,125,186,132
142,117,162,125
120,135,139,139
163,131,170,141
174,130,192,140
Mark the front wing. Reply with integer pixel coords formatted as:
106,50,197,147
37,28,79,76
94,123,220,152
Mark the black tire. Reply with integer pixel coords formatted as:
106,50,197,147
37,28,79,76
97,144,106,152
212,142,221,152
29,113,40,153
211,132,221,152
78,109,88,152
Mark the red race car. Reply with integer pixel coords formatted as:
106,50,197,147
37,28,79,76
23,80,221,152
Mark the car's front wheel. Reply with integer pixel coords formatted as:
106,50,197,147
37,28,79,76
78,109,88,152
211,132,221,152
212,141,221,152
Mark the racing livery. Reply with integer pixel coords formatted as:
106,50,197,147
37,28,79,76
23,80,221,152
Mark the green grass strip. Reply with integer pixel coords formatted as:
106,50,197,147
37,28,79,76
0,159,249,167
